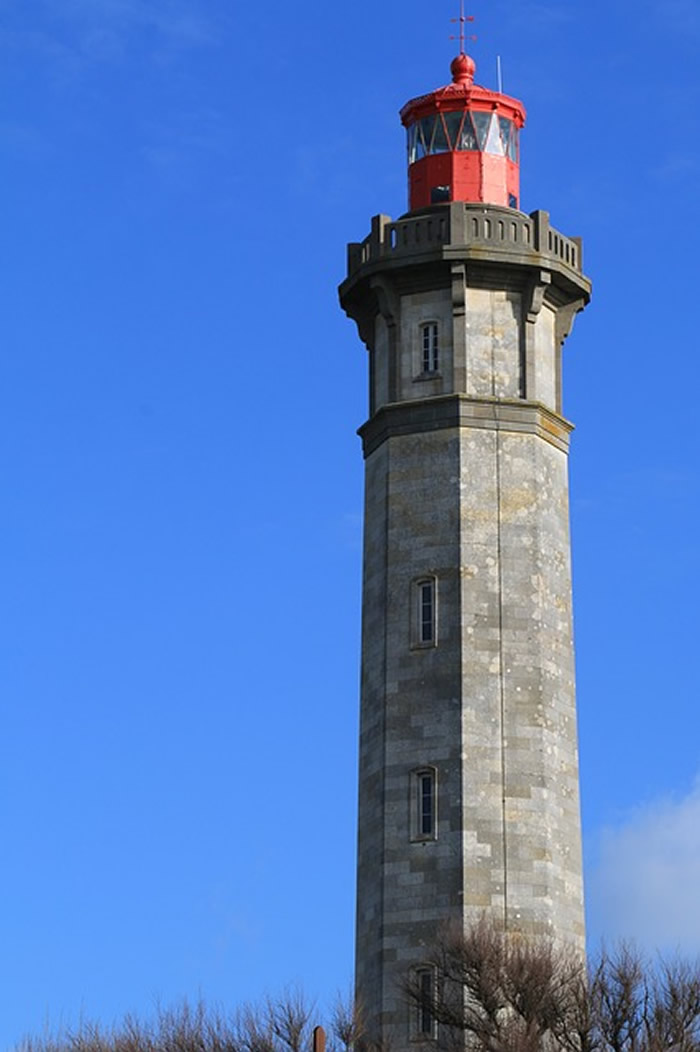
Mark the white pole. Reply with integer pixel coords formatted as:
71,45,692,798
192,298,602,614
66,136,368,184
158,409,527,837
497,54,503,93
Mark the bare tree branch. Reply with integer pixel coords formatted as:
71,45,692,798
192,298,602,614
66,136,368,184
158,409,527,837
403,921,700,1052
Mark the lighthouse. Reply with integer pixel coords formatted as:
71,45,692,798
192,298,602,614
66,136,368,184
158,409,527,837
339,29,591,1050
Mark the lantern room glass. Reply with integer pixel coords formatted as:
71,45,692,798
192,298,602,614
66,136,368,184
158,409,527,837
444,110,463,149
407,112,516,161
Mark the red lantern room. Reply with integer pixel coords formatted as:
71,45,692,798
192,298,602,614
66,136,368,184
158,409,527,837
400,50,526,212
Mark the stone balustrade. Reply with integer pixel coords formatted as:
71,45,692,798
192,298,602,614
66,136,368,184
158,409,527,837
347,203,583,277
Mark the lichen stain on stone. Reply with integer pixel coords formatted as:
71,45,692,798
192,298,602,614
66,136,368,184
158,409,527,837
499,488,536,516
465,506,499,526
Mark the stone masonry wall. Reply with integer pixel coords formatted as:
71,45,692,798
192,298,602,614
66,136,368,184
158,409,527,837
356,416,584,1050
345,204,590,1050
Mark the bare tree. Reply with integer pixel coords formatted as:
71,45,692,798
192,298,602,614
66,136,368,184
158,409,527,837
16,995,312,1052
266,989,313,1052
15,939,700,1052
327,991,364,1052
404,921,700,1052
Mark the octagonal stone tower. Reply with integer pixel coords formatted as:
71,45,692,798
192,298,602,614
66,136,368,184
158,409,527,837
339,48,591,1050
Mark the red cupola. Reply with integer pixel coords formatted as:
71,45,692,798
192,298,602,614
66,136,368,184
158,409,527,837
400,50,526,212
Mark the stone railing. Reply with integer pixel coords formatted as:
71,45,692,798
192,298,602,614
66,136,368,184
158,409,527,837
347,204,583,277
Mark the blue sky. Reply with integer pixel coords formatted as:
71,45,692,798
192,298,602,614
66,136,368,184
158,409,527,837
1,0,699,1047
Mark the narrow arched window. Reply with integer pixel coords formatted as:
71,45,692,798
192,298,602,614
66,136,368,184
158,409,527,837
411,767,437,841
419,579,434,642
413,966,437,1038
412,576,437,648
421,322,439,374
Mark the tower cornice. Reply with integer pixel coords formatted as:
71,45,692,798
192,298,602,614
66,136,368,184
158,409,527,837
358,394,574,458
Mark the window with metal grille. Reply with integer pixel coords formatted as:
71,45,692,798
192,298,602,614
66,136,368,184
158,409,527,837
421,322,439,373
411,767,437,842
414,967,437,1038
419,771,434,837
411,576,437,649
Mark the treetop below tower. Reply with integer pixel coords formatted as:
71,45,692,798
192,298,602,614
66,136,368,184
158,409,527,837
400,51,526,213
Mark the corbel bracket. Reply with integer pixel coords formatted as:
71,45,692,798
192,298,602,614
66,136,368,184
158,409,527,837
370,275,401,404
451,262,466,317
555,298,586,348
451,262,467,392
353,306,375,351
525,270,552,323
348,275,400,351
370,275,400,329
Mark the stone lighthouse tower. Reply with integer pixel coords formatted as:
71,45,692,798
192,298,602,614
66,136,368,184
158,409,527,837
339,38,591,1051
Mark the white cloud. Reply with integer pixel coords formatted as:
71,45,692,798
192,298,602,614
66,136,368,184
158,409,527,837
588,778,700,952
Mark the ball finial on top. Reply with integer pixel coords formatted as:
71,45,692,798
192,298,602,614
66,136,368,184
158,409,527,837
451,51,475,85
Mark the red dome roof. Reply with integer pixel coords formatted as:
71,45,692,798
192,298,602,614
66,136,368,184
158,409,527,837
450,52,475,86
400,54,525,128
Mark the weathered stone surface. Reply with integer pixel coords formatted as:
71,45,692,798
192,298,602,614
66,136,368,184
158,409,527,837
341,202,590,1051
